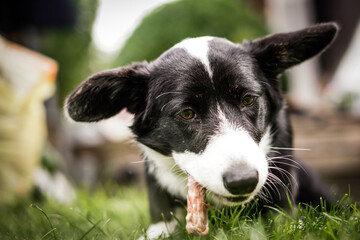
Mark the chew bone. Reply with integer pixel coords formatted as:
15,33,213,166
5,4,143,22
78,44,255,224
186,174,210,236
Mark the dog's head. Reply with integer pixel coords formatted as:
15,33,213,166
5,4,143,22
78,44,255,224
66,23,338,206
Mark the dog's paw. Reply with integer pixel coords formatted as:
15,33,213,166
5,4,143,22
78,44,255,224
139,220,177,240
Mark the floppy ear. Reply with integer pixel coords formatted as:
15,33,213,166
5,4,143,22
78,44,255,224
245,22,339,77
65,62,149,122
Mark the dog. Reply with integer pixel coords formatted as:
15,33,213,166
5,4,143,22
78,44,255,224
66,23,338,238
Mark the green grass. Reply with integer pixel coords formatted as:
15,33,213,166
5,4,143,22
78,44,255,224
0,186,149,240
0,185,359,240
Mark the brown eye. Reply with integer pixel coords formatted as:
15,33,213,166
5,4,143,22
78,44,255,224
180,109,196,120
242,95,255,106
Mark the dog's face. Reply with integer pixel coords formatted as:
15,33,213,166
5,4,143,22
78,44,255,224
66,23,338,206
135,37,274,205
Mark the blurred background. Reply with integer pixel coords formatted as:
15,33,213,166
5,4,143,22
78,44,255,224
0,0,359,206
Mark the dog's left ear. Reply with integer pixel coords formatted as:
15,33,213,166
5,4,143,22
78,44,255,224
245,22,339,77
65,62,149,122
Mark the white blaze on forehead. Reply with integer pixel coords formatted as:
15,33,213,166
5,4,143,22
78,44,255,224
173,36,214,77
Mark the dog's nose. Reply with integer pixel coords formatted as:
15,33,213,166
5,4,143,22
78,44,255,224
222,169,258,195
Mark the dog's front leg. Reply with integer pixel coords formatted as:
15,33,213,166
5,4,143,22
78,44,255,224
142,171,186,239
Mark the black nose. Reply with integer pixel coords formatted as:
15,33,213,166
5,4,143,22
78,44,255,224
223,168,258,195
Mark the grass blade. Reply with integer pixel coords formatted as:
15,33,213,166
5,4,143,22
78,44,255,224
79,221,100,240
30,204,57,240
41,228,57,240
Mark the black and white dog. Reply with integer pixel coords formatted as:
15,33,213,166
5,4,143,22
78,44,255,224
66,23,338,238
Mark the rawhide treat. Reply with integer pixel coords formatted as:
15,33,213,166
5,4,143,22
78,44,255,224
186,175,209,236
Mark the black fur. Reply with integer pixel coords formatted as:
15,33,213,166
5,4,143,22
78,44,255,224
66,23,339,229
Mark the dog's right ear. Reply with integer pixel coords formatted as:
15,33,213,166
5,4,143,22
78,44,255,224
65,62,149,122
244,22,339,77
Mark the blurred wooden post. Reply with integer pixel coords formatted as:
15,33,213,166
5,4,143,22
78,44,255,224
264,0,322,110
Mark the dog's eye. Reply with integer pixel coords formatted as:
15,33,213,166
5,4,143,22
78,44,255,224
242,95,256,106
180,109,196,120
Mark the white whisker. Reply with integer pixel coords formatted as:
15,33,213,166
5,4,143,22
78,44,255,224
269,161,301,170
258,185,272,203
155,91,181,99
265,176,282,199
269,156,307,173
161,102,171,112
130,160,147,164
269,166,298,188
269,147,311,151
268,172,294,201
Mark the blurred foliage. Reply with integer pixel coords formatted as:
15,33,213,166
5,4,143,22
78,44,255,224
115,0,268,67
39,0,98,104
337,92,358,112
37,0,267,103
37,0,267,104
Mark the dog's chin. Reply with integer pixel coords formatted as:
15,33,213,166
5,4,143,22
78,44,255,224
209,192,254,207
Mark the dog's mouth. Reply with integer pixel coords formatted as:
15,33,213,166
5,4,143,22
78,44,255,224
222,195,249,203
186,175,250,206
211,192,250,205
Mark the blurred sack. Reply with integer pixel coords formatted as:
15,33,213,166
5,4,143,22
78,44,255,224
0,36,58,204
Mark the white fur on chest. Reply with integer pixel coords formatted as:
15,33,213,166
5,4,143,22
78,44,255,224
140,145,188,199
